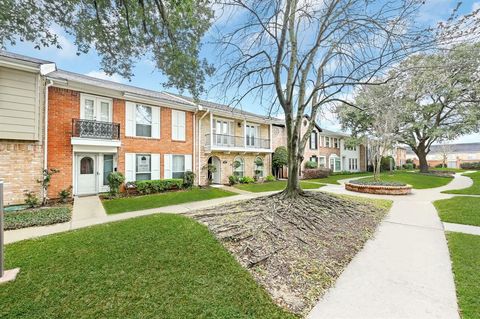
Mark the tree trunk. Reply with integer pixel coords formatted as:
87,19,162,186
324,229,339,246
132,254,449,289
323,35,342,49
416,143,429,173
283,114,303,198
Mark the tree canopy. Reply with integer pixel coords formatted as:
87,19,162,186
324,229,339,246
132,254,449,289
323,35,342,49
0,0,214,96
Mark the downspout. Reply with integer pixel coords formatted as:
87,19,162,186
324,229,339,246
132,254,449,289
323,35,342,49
197,107,209,186
43,79,54,201
193,108,198,185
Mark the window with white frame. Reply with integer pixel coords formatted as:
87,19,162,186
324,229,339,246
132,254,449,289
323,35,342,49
348,158,358,171
136,104,152,137
172,155,186,179
246,123,259,147
233,157,244,177
136,154,151,180
319,156,326,168
310,131,318,149
325,137,330,148
81,94,112,122
172,110,186,140
334,138,339,148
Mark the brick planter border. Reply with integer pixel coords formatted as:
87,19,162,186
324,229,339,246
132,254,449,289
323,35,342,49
345,182,412,195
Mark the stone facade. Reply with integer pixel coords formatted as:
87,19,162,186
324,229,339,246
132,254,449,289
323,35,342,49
0,141,44,205
196,110,272,185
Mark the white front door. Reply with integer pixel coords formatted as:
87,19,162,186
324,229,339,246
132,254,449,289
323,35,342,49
77,154,98,195
212,157,221,184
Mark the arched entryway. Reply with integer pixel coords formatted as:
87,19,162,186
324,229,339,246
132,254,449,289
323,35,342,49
207,156,221,184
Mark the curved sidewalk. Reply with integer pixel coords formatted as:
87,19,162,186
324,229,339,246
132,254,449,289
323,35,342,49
308,173,473,319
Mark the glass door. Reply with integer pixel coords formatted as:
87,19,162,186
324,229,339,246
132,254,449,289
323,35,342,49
103,155,114,186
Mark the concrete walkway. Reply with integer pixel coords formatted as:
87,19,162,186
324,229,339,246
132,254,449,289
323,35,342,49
5,189,261,244
308,173,474,319
444,222,480,235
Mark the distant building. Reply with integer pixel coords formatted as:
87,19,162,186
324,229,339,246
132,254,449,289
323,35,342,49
406,143,480,168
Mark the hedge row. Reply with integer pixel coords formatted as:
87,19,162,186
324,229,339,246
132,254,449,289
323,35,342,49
302,168,331,179
133,179,183,195
4,206,72,231
460,162,480,170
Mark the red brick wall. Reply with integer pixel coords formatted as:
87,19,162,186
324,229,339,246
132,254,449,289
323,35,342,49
47,87,194,197
47,87,79,198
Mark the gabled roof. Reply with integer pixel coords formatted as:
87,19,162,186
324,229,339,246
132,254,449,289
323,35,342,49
0,50,53,65
46,69,195,109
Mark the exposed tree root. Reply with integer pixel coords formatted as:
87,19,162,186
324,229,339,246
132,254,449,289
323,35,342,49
188,191,388,315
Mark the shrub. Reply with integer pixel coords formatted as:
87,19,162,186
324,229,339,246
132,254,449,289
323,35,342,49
381,156,395,171
4,206,71,230
460,162,480,170
302,168,331,179
349,180,407,187
24,191,39,208
305,161,318,169
58,186,72,203
406,159,416,169
38,168,60,205
265,175,276,182
183,171,195,189
228,175,239,185
107,172,125,197
239,176,255,184
135,179,183,195
403,163,414,170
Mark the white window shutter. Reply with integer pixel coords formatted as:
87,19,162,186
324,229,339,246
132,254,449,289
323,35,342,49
152,106,160,139
164,154,172,179
185,154,192,172
125,153,135,182
125,102,135,137
178,111,186,140
151,154,161,180
171,110,178,140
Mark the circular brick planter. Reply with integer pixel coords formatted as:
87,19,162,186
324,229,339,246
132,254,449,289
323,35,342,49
345,182,412,195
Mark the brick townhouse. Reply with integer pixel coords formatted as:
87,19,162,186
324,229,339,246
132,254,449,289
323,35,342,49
164,94,282,185
0,51,56,205
271,116,367,178
44,70,196,197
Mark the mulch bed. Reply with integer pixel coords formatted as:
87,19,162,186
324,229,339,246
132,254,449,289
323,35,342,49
188,191,388,316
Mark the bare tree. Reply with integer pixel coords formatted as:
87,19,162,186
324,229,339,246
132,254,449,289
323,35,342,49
338,84,400,181
215,0,433,197
439,141,453,168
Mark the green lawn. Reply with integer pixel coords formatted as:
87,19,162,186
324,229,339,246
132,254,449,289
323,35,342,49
306,172,372,184
103,187,236,214
430,167,466,173
0,214,295,319
357,171,453,189
433,197,480,226
447,233,480,319
443,171,480,195
234,180,323,193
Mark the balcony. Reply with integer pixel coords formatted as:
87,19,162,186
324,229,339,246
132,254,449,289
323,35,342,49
205,133,271,152
72,119,120,140
71,119,121,149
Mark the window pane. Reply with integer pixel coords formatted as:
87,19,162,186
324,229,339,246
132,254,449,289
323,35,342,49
80,157,94,174
136,155,151,173
172,172,185,179
100,102,109,122
103,155,114,185
172,155,185,173
136,173,151,181
136,105,152,137
84,99,95,120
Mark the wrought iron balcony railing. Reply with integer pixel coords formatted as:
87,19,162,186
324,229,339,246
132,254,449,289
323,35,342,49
205,133,270,149
72,119,121,140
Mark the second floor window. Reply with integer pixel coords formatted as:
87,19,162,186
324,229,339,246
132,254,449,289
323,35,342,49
246,124,258,147
81,94,112,122
325,137,330,148
334,138,339,148
310,131,318,149
136,105,152,137
172,110,186,141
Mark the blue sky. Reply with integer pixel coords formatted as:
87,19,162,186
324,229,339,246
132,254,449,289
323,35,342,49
6,0,480,144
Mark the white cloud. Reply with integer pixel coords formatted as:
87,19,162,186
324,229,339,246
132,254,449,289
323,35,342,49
473,2,480,12
85,71,126,83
